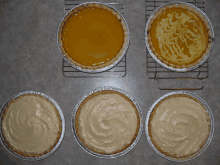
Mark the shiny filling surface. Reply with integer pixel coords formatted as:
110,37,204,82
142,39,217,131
2,95,60,154
150,7,208,66
61,6,124,67
150,95,210,157
77,92,138,154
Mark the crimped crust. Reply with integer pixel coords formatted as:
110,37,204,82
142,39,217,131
1,94,62,158
58,3,128,70
147,3,213,69
75,90,140,155
148,94,211,160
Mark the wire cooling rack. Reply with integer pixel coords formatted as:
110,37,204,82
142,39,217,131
62,0,126,78
146,0,208,90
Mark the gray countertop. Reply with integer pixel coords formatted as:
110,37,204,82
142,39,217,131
0,0,220,164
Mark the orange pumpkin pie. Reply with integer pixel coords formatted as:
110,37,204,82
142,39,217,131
58,3,129,71
147,3,213,69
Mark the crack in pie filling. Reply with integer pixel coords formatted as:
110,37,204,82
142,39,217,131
58,3,128,70
149,94,211,158
147,3,212,69
75,90,140,155
1,94,62,157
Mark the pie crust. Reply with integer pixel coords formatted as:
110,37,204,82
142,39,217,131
58,3,129,71
75,90,140,155
1,94,62,158
148,94,211,159
146,3,213,70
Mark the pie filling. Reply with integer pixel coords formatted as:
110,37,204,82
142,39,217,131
1,94,61,156
150,6,209,66
76,91,139,154
149,95,210,157
61,6,124,67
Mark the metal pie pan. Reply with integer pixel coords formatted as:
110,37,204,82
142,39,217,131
145,91,214,162
57,2,130,73
145,2,214,72
72,86,143,158
0,91,65,161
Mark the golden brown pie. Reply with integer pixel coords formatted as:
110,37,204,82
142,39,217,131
75,90,140,155
147,3,212,69
148,94,211,159
1,94,62,157
58,3,128,70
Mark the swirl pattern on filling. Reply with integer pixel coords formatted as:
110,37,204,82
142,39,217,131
150,7,208,66
150,95,210,157
2,94,60,154
76,92,139,154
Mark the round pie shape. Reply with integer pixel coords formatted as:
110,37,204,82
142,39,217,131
72,87,142,158
146,2,214,72
146,91,214,161
58,2,129,73
0,91,65,160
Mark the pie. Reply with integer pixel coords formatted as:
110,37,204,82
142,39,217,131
148,94,211,159
75,90,140,155
146,3,213,69
1,94,62,157
58,3,129,71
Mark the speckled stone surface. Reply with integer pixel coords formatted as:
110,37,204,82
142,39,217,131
0,0,220,164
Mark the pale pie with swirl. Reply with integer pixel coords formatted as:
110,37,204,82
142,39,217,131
75,90,140,155
147,4,212,69
149,94,210,158
1,94,62,157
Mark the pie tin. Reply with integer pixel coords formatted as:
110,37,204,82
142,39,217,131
145,2,214,72
145,91,214,162
57,2,130,73
0,91,65,161
72,86,143,158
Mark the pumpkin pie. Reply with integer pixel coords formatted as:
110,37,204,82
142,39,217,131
75,90,140,155
58,3,129,71
148,94,211,159
146,3,213,70
1,93,62,158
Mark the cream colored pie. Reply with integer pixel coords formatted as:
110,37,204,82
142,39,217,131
147,3,212,69
58,3,128,71
75,90,140,155
148,94,211,159
1,94,62,157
